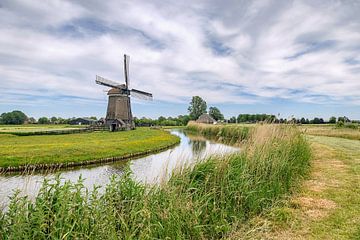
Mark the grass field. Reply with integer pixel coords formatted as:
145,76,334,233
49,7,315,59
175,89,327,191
0,124,86,133
0,128,179,169
300,124,360,140
0,124,311,239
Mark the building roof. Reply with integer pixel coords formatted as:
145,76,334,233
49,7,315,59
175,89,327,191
196,113,216,123
70,117,96,122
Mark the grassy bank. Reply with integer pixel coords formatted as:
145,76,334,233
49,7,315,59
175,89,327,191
186,121,252,144
0,124,311,239
0,128,180,170
0,124,85,133
234,135,360,239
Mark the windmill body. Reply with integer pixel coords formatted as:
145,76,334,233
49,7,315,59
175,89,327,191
96,55,153,131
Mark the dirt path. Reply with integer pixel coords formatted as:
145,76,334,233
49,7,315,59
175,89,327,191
227,135,360,239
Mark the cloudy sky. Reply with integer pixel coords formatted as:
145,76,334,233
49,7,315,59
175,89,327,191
0,0,359,119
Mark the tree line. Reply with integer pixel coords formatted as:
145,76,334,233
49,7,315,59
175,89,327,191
1,101,358,126
0,110,99,125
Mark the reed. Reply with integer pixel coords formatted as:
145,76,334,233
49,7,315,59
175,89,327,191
186,121,251,144
0,124,311,239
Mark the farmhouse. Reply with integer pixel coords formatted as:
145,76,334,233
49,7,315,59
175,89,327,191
69,117,96,125
196,113,216,124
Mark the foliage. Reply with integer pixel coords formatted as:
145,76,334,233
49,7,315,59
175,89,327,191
209,106,224,121
338,116,350,123
38,117,50,124
0,110,27,124
0,128,180,168
329,116,337,124
188,96,207,120
309,117,324,124
229,116,237,123
237,114,276,123
134,115,190,127
336,121,358,129
0,124,311,239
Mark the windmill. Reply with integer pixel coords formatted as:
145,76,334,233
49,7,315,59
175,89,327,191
95,54,153,131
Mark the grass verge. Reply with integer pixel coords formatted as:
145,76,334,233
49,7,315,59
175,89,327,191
0,128,180,170
0,124,311,239
229,135,360,239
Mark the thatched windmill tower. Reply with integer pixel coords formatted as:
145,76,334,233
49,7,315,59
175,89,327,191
95,54,153,131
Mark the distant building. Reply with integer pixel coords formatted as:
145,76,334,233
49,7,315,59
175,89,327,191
196,113,216,124
69,117,96,125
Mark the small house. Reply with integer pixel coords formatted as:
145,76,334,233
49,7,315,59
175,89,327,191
196,114,216,124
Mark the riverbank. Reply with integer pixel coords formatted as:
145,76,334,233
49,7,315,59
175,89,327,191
0,124,311,239
186,121,252,144
0,128,180,171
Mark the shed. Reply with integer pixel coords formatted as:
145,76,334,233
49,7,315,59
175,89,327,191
69,117,96,125
196,113,216,124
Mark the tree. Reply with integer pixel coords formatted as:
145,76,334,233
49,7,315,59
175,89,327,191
0,110,27,124
329,116,336,124
188,96,207,120
38,117,50,124
300,117,306,124
208,106,224,121
177,115,191,125
229,116,237,123
50,116,58,124
313,117,321,124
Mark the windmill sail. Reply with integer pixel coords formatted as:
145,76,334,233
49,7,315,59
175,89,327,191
124,54,130,89
130,88,153,100
96,75,124,89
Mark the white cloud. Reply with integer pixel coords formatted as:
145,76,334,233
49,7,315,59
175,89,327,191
0,0,359,110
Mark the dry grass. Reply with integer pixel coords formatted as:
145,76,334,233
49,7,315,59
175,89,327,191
300,124,360,140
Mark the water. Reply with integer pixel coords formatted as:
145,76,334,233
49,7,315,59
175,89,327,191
0,129,239,207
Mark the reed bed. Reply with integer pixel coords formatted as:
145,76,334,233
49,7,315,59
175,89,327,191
0,124,311,239
186,121,251,144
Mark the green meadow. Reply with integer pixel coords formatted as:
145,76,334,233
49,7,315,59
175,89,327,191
0,128,179,168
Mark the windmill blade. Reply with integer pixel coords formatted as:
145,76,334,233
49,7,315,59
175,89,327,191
130,89,153,101
124,54,130,89
95,75,123,89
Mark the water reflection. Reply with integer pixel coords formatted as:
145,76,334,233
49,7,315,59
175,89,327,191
0,129,239,207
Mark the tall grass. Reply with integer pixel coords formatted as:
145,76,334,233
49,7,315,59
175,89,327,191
0,124,311,239
186,121,251,144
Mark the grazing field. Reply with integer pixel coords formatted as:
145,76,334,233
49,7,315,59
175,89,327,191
0,124,311,239
0,128,179,169
300,124,360,140
0,124,86,133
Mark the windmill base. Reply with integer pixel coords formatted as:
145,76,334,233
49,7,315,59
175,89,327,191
106,119,135,131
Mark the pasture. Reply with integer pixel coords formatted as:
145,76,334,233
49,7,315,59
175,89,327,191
0,127,179,169
0,124,85,133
